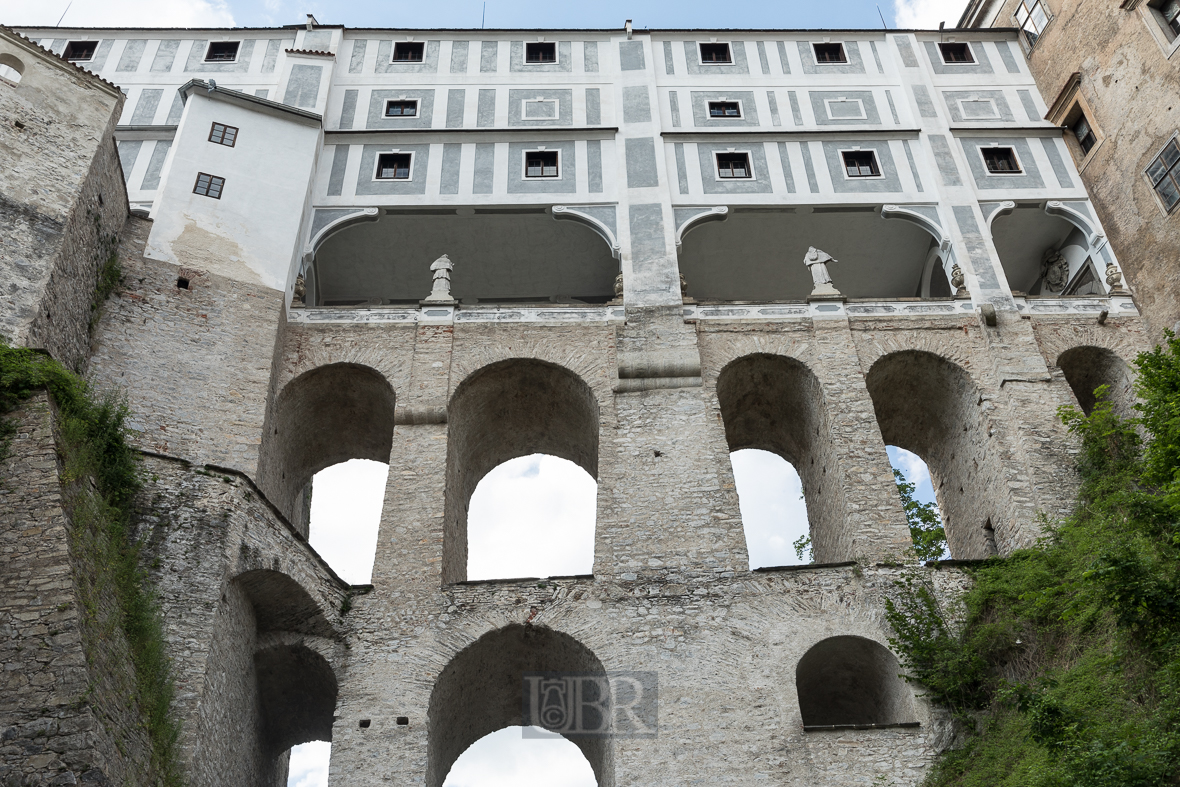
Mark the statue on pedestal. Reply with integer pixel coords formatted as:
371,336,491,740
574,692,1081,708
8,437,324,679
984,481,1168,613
804,246,842,299
423,254,456,303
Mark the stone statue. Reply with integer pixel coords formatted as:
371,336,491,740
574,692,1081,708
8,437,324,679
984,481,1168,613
679,273,689,298
950,263,966,296
613,272,624,300
804,246,842,298
1040,249,1070,294
423,254,455,303
1105,262,1125,293
292,273,306,305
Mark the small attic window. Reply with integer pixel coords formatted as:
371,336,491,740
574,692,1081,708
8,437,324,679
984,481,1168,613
525,42,557,63
204,41,240,62
938,42,974,63
699,42,732,63
813,42,847,63
708,101,742,118
63,41,98,62
392,42,425,62
982,146,1022,174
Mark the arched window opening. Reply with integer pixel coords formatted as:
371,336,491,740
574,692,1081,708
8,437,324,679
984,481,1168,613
866,350,1002,560
446,360,599,584
730,449,811,568
0,54,23,84
716,354,850,563
306,458,389,585
287,741,329,787
256,643,337,758
258,362,396,535
796,636,915,729
427,624,614,787
991,205,1104,297
886,446,947,562
467,453,596,581
443,726,597,787
1056,346,1136,418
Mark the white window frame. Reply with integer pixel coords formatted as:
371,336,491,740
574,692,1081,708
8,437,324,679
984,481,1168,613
1135,0,1180,59
824,97,867,121
713,149,755,181
838,147,885,180
63,40,97,62
697,41,734,65
936,41,976,65
977,144,1025,176
383,98,419,118
958,97,1001,120
706,99,745,120
390,41,425,64
1012,0,1052,52
203,41,241,64
373,150,416,182
523,41,559,66
811,41,848,65
522,147,562,180
520,97,560,121
1142,131,1180,215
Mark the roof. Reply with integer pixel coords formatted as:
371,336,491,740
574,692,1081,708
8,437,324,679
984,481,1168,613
0,25,123,98
12,24,1017,36
178,78,322,127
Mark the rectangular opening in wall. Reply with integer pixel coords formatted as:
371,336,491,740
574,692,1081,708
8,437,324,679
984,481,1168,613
63,41,97,61
1148,0,1180,41
699,42,732,63
384,99,418,117
812,42,847,63
1071,113,1096,155
842,150,880,177
204,41,240,62
1146,137,1180,211
193,172,225,198
525,42,557,63
208,122,238,147
981,146,1021,174
938,42,974,63
392,42,425,62
376,152,413,180
525,150,559,178
708,101,742,118
716,151,752,178
1014,0,1049,48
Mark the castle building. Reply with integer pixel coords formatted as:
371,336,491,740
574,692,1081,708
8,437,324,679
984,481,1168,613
960,0,1180,337
0,19,1150,787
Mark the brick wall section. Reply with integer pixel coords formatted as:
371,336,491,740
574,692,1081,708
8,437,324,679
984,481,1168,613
0,393,154,785
0,34,126,370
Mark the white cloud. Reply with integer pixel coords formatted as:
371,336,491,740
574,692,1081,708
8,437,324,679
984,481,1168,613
467,454,597,581
308,459,388,585
288,741,329,787
893,0,969,28
444,727,595,787
0,0,235,28
730,449,810,568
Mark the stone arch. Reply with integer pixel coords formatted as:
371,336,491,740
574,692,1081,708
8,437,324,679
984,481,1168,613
865,350,1004,559
444,359,600,583
258,362,396,532
0,53,24,83
716,353,849,562
795,635,915,727
427,623,613,787
1056,345,1136,418
255,642,338,755
234,568,338,639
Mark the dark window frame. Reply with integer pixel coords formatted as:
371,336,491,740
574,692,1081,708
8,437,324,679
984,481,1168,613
1014,0,1051,49
981,146,1023,174
375,152,414,180
204,41,240,63
813,42,848,64
699,42,733,64
62,41,98,62
716,151,753,179
193,172,225,199
1148,0,1180,41
524,41,558,64
938,42,975,63
841,150,881,178
384,99,419,117
708,100,743,118
1070,113,1097,156
392,42,425,62
1145,135,1180,213
524,149,561,179
208,122,238,147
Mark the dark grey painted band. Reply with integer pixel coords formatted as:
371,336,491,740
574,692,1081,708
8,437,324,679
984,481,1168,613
509,41,571,72
140,140,171,190
903,139,923,192
943,90,1014,123
117,140,142,182
625,137,660,188
507,140,576,193
757,41,771,74
450,41,469,74
777,141,796,193
674,142,689,194
254,89,269,100
262,39,282,74
151,40,179,72
776,41,791,73
788,91,803,126
440,143,462,194
585,41,600,72
480,41,498,72
339,89,358,130
375,40,440,74
623,85,652,124
768,91,781,127
283,64,323,109
586,88,601,126
131,89,162,125
508,89,573,126
800,141,819,193
696,142,772,194
797,39,865,74
928,134,961,186
808,90,881,125
620,40,646,71
913,84,937,119
117,39,146,72
690,90,761,127
365,89,435,129
821,140,902,193
669,91,681,128
959,136,1044,189
923,40,993,74
869,40,884,74
1040,137,1074,188
885,90,900,124
952,205,1001,290
477,89,496,127
473,143,495,193
1017,90,1040,122
663,40,675,75
165,92,184,125
446,89,466,128
628,203,675,297
893,35,918,68
588,139,604,193
185,39,256,72
327,144,349,197
355,143,429,195
349,39,366,74
995,40,1021,74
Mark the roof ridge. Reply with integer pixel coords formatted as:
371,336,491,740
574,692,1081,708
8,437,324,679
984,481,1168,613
0,25,123,96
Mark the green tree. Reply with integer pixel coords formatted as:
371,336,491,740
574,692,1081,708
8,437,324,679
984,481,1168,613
894,467,947,562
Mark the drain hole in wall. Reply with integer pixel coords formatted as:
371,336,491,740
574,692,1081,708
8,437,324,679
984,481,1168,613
359,719,371,728
396,717,409,726
177,277,190,290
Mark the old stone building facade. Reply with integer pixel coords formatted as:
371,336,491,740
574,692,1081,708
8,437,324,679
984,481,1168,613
960,0,1180,338
0,19,1153,786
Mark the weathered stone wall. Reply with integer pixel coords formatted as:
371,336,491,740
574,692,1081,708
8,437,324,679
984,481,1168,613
0,32,126,370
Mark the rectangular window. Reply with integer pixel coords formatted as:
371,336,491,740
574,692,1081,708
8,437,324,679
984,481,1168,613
699,43,732,63
1071,114,1096,155
1149,0,1180,40
716,152,752,179
392,42,425,62
208,122,238,147
813,42,848,63
938,42,974,63
1014,0,1050,48
525,42,557,63
62,41,98,62
376,152,413,180
384,99,418,117
1146,137,1180,211
525,150,560,178
708,101,742,118
193,172,225,199
842,150,880,177
981,146,1022,173
204,41,240,62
